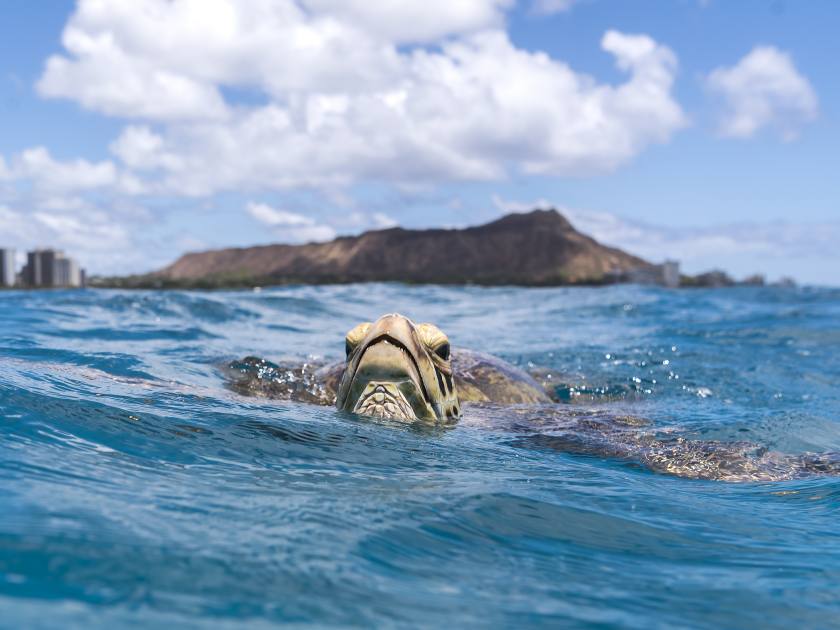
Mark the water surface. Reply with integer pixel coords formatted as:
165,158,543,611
1,284,839,627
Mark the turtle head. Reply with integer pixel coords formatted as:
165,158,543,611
335,314,460,423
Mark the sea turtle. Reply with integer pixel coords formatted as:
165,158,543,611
225,313,840,482
226,313,551,422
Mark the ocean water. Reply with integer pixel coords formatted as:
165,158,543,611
1,284,839,628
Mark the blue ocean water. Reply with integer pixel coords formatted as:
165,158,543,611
1,284,839,628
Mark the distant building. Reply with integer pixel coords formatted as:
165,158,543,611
661,260,680,288
623,260,681,288
21,249,84,288
741,274,766,287
55,257,82,287
41,249,58,287
773,276,797,288
0,248,14,287
23,250,44,287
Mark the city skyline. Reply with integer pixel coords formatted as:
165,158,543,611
0,247,85,288
0,1,838,284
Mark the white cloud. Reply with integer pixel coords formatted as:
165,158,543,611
301,0,513,43
371,212,398,228
95,29,685,195
109,125,183,171
39,51,229,122
0,146,147,199
331,210,399,231
16,1,696,273
36,0,404,118
246,201,336,242
247,202,316,227
36,196,90,212
13,147,116,192
38,0,515,119
245,202,399,243
707,46,818,140
531,0,578,15
0,203,133,270
32,211,131,251
37,1,685,194
0,195,196,274
491,194,552,215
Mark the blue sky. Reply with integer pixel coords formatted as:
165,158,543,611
0,0,837,284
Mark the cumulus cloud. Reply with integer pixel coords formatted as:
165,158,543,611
300,0,514,43
38,0,515,115
37,0,685,195
0,191,199,274
707,46,818,140
0,146,147,197
246,201,336,242
37,0,402,116
12,147,116,192
109,125,183,172
0,145,162,273
0,202,135,270
17,0,697,273
99,30,685,195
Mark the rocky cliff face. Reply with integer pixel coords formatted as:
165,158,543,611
153,209,650,287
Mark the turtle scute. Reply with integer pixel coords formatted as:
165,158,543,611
450,349,552,405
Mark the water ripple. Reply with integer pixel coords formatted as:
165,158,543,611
1,285,839,627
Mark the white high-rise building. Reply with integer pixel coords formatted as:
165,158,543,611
662,260,681,289
0,248,15,287
55,257,82,287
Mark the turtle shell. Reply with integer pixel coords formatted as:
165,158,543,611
450,349,551,405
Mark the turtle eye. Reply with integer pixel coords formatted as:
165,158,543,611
345,322,371,357
416,323,451,362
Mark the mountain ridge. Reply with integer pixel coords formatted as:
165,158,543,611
105,209,652,288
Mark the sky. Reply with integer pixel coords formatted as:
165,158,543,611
0,0,838,284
